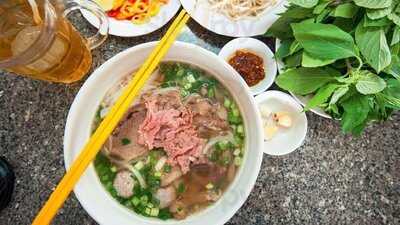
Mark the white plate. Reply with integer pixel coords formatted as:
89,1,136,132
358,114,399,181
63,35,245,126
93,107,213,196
275,39,332,119
255,91,307,156
81,0,181,37
180,0,287,37
64,42,264,225
219,38,277,96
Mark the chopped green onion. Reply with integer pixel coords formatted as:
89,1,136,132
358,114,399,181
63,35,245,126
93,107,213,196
163,164,172,173
131,197,140,206
125,201,132,208
208,88,215,98
154,171,162,177
187,74,196,83
177,182,185,194
140,195,149,204
184,83,192,90
100,175,109,182
110,166,117,173
145,207,151,215
228,112,241,124
236,125,244,134
134,161,144,170
217,141,229,150
232,108,240,117
181,90,189,97
176,69,184,77
234,156,242,166
224,98,231,108
150,208,160,216
206,183,214,189
121,138,131,145
230,103,237,110
233,149,241,156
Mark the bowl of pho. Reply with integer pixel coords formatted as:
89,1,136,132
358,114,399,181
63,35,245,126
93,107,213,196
64,41,264,225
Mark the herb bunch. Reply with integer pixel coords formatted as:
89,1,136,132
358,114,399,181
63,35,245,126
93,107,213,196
266,0,400,135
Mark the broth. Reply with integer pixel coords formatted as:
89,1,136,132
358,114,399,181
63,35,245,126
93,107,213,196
93,62,245,220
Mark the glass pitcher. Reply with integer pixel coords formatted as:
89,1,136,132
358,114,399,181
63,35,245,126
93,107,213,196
0,0,109,83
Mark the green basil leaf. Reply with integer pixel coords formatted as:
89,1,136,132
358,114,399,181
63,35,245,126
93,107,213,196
354,0,392,9
275,67,341,95
385,78,400,98
330,86,350,105
333,18,355,32
313,1,331,14
355,71,387,94
302,52,336,67
304,83,341,111
284,51,303,68
391,42,400,55
391,26,400,45
275,39,293,60
289,40,302,55
388,12,400,26
383,55,400,79
291,22,356,61
288,0,318,8
265,16,297,40
333,3,359,18
283,6,314,19
366,7,392,19
376,93,400,109
340,94,370,134
355,22,392,73
316,8,332,23
363,15,392,27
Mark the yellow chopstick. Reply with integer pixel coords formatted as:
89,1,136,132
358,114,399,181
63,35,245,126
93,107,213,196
32,10,190,225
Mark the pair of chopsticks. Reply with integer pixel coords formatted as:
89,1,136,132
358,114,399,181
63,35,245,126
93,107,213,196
32,9,190,225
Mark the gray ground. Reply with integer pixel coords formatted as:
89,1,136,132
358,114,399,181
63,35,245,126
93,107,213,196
0,13,399,225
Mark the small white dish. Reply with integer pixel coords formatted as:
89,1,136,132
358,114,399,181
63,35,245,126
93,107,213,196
219,38,277,96
275,39,332,119
180,0,287,37
81,0,181,37
255,91,307,156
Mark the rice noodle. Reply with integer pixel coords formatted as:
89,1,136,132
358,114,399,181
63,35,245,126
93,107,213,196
208,0,277,20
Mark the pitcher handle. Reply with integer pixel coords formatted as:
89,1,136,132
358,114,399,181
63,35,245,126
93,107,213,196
63,0,109,50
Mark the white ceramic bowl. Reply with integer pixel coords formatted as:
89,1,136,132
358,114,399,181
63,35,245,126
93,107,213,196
64,42,264,225
180,0,287,37
219,38,277,96
81,0,181,37
255,91,307,156
275,39,332,119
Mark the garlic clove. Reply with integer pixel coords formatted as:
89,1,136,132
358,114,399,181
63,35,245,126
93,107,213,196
259,105,271,118
273,112,292,128
264,124,278,140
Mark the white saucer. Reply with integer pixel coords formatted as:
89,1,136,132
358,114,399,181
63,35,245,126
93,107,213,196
219,38,277,96
81,0,181,37
255,91,308,156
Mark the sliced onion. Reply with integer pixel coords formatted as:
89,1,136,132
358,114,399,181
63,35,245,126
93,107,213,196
155,156,167,171
202,132,234,154
129,166,147,189
152,87,180,95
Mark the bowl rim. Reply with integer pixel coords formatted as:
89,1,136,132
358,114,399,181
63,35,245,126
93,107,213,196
63,41,264,225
